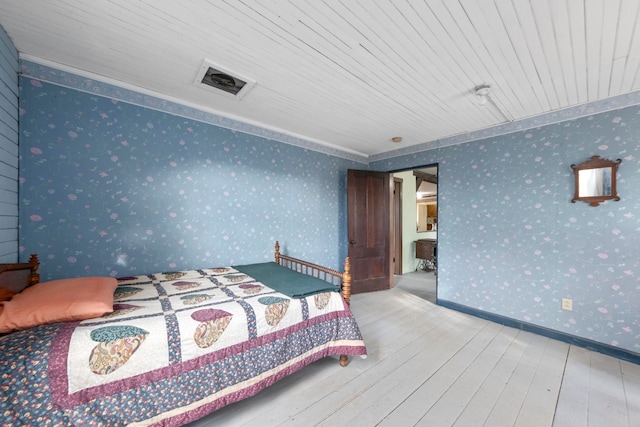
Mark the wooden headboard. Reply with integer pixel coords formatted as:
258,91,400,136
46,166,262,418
0,254,40,290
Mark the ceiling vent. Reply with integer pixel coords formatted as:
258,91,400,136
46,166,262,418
194,59,255,100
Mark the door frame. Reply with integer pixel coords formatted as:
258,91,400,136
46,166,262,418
393,177,403,275
390,163,438,285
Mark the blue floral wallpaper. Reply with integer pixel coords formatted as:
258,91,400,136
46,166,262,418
372,106,640,355
19,79,361,281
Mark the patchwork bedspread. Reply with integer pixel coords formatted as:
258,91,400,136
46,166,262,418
0,266,366,426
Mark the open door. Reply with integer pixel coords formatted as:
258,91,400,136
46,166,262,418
347,169,393,293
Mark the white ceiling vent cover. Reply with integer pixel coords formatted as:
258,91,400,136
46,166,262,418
194,59,256,100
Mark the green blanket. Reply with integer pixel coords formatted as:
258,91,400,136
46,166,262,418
234,262,338,298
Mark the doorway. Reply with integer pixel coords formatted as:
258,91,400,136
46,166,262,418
346,165,437,297
391,165,438,302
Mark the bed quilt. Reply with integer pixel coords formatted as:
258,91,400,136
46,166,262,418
0,266,366,426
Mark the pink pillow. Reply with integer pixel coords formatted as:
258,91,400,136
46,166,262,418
0,277,117,333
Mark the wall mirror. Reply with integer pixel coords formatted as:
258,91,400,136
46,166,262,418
415,167,437,232
571,155,621,206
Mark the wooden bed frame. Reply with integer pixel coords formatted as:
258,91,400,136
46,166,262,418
0,255,41,337
2,247,349,303
274,241,353,366
3,247,349,306
0,254,40,287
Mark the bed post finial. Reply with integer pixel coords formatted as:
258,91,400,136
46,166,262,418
274,241,280,264
339,256,352,367
28,254,40,285
342,256,352,306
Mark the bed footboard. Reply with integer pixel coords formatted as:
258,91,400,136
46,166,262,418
274,241,353,367
274,241,352,305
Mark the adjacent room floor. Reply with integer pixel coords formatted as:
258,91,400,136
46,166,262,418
187,272,640,426
394,269,437,303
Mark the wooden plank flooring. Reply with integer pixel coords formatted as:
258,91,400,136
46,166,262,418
187,271,640,427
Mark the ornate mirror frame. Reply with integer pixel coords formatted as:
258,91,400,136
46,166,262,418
571,155,621,207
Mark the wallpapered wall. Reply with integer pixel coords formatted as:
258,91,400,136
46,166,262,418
372,105,640,355
19,79,360,280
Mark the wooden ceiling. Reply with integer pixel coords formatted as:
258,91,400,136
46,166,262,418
1,1,640,158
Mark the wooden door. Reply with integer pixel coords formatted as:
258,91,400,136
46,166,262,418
347,169,393,293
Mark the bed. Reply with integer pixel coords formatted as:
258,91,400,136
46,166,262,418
0,242,366,426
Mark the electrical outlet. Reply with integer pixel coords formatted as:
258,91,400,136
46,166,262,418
562,298,573,311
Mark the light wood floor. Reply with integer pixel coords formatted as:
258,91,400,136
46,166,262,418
187,271,640,426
